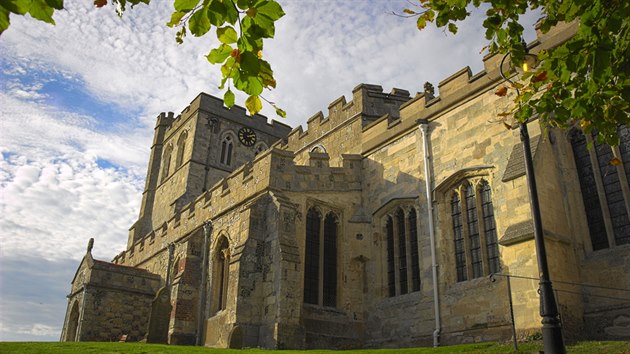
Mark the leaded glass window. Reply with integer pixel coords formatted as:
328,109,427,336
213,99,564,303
450,180,500,282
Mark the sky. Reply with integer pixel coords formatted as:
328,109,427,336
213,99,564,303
0,0,540,342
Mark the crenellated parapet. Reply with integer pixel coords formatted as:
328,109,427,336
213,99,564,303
284,84,411,154
113,148,362,267
156,92,291,143
361,20,579,156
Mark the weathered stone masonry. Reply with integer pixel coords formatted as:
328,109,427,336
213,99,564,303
62,22,630,348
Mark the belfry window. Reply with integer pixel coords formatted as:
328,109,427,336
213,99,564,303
304,207,338,307
450,180,500,282
385,206,421,297
570,127,630,250
175,131,187,168
220,135,233,166
161,144,173,183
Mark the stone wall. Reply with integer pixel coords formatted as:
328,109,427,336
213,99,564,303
64,20,630,350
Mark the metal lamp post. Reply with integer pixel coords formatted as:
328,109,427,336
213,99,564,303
499,48,566,354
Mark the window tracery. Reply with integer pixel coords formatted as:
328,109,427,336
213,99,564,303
449,179,500,282
384,205,421,297
175,130,188,168
220,134,234,166
304,206,338,307
570,127,630,250
161,144,173,183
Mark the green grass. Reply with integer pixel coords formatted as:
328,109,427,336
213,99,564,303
0,341,628,353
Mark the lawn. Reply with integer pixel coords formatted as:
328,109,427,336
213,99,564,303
1,341,629,354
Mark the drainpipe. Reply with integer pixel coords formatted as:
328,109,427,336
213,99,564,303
418,119,441,347
196,220,213,346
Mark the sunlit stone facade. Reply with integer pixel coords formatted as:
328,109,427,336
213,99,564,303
61,22,630,348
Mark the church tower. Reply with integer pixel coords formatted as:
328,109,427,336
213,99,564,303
128,93,291,246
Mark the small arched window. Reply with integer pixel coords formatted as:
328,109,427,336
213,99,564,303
161,144,173,182
220,135,234,166
311,145,326,153
212,237,230,313
175,131,188,168
254,142,268,156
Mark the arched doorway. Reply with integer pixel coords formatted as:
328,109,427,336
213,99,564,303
66,301,80,341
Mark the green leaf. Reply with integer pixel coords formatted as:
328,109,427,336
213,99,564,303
258,59,276,88
224,89,235,108
416,16,427,30
217,26,238,44
175,26,186,44
235,74,263,96
167,11,186,27
2,0,32,15
174,0,198,12
448,22,457,34
240,51,260,75
223,0,238,24
274,105,286,118
207,43,232,64
255,0,284,21
0,5,10,34
236,0,250,10
44,0,63,10
28,0,55,24
207,0,226,26
188,6,210,36
245,95,262,115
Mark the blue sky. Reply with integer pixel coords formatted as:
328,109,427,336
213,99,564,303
0,0,539,342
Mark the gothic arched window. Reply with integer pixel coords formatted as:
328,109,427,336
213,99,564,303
450,179,500,282
304,207,338,307
385,206,421,297
481,181,500,274
161,144,173,183
175,131,187,168
304,208,321,305
451,192,467,282
212,237,230,313
220,135,234,166
570,127,630,250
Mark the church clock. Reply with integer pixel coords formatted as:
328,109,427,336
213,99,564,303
238,127,257,146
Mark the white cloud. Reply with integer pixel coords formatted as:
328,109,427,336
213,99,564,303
18,324,60,337
0,94,146,261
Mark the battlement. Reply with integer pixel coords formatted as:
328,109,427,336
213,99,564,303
284,83,411,154
113,148,362,267
362,21,579,155
156,112,175,128
154,92,292,145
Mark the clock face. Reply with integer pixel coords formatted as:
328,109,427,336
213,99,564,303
238,127,257,146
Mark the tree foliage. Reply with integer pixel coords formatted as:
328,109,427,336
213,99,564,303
404,0,630,145
0,0,285,117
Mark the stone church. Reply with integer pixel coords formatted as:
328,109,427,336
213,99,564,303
61,22,630,348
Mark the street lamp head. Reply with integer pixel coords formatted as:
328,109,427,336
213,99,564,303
500,37,540,82
520,53,539,73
